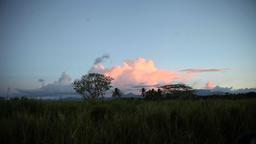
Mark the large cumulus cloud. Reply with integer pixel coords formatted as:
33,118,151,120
90,57,226,89
90,58,185,87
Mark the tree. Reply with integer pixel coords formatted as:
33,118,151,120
144,88,163,100
157,88,163,98
141,88,146,98
160,84,194,98
73,73,113,101
112,88,122,98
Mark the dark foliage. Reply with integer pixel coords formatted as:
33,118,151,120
73,73,113,101
144,88,163,100
0,97,256,144
142,84,195,100
112,88,122,98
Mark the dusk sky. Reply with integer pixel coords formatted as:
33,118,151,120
1,0,256,94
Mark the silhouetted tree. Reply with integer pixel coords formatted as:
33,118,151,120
157,88,163,98
160,84,194,99
145,89,155,99
141,88,146,98
144,88,163,100
112,88,122,98
73,73,113,101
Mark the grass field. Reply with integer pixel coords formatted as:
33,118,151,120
0,98,256,144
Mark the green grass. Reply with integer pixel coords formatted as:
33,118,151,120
0,98,255,144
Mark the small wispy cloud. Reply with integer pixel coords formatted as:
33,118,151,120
38,78,45,87
94,54,110,65
205,81,215,89
89,54,110,73
180,68,227,73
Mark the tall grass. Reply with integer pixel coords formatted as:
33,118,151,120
0,98,255,144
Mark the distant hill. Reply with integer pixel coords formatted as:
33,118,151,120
122,92,141,98
1,88,255,100
195,89,226,96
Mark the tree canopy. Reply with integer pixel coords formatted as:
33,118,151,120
73,73,113,100
160,84,193,94
160,84,194,98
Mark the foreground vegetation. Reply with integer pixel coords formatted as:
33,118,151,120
0,98,256,144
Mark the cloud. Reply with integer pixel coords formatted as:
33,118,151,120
131,84,162,89
92,57,189,87
38,78,45,87
94,54,110,65
211,86,256,94
89,64,106,74
89,57,227,89
89,57,228,94
38,79,45,83
89,54,110,73
181,68,226,73
179,69,226,83
211,86,233,93
205,81,215,89
196,85,256,95
57,72,72,85
13,57,232,97
16,72,75,97
233,88,256,94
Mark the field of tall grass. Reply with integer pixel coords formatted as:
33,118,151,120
0,98,255,144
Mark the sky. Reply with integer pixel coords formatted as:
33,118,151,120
0,0,256,95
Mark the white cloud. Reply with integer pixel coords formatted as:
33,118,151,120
16,72,74,97
57,72,72,85
211,86,256,94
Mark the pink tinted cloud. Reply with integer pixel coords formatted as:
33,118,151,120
90,57,225,88
205,81,215,89
179,69,226,80
181,68,226,73
104,58,183,86
91,58,187,86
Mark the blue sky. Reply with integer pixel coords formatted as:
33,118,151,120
0,0,256,93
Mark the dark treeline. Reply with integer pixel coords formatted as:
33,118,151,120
140,84,256,100
142,90,256,100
